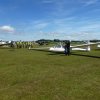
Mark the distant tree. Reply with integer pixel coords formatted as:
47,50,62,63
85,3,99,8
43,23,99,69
54,39,60,42
90,39,100,42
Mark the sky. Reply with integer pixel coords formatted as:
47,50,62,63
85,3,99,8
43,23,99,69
0,0,100,41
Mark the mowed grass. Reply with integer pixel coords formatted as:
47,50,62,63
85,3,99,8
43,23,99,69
0,48,100,100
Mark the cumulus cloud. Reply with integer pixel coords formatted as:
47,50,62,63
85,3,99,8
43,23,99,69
0,25,15,33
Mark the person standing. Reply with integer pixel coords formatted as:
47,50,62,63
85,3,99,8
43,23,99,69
10,41,14,48
67,40,70,56
64,41,68,55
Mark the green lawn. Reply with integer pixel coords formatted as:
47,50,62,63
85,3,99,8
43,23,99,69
0,48,100,100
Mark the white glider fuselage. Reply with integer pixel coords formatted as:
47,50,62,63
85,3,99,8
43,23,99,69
49,45,65,52
49,45,91,52
49,42,100,52
97,44,100,48
29,42,100,52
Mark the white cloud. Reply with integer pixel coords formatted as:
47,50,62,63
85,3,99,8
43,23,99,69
13,17,100,40
42,0,75,17
80,0,98,6
79,24,100,31
0,25,15,33
33,22,48,30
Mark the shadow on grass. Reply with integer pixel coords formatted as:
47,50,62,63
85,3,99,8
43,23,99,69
29,49,64,56
94,49,100,51
48,52,64,56
48,52,100,59
29,49,51,53
29,49,100,59
71,53,100,59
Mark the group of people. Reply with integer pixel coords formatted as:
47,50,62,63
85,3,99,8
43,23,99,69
64,40,70,56
9,41,34,48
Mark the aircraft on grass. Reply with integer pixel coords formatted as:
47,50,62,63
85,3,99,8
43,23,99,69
97,44,100,48
29,41,100,52
0,41,12,47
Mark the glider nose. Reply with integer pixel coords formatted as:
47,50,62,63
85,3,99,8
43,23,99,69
49,47,54,51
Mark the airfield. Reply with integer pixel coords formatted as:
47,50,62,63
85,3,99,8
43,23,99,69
0,47,100,100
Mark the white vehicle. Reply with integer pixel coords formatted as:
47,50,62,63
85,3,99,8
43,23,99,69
29,41,100,52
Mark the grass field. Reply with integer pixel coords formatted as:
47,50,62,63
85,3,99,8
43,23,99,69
0,48,100,100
